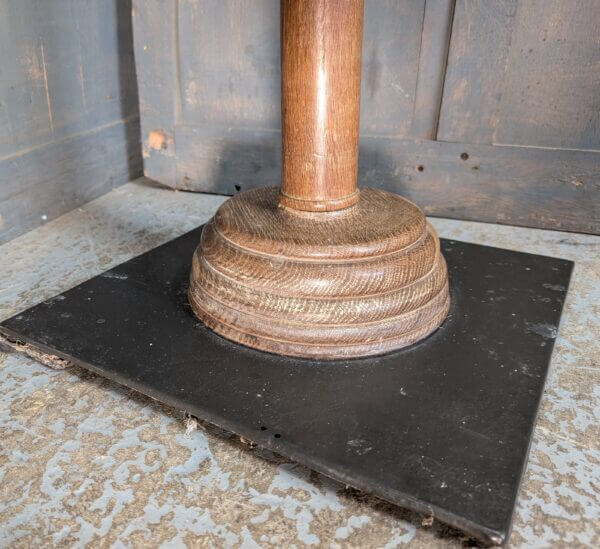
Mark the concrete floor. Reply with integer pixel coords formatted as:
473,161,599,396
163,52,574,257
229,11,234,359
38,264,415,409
1,178,598,547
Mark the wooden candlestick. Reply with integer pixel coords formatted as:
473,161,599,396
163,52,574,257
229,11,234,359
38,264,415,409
188,0,450,359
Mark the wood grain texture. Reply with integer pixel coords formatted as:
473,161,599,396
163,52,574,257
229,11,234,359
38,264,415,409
214,186,425,260
280,0,363,211
189,187,450,359
188,0,449,357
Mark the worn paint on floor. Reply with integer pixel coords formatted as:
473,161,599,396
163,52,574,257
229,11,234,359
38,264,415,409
1,178,598,547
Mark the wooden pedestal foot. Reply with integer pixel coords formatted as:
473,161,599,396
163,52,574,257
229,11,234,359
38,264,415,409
188,0,450,358
188,187,449,359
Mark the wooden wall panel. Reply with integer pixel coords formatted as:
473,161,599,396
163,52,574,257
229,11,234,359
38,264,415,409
132,0,178,187
437,0,517,144
0,0,139,156
133,0,600,234
360,0,424,136
439,0,600,151
0,3,57,157
178,0,281,128
358,136,600,234
411,0,455,140
78,1,140,129
176,125,281,194
173,0,425,134
0,0,141,244
0,118,141,244
494,0,600,150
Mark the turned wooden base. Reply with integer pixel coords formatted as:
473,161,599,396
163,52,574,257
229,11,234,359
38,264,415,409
188,187,450,359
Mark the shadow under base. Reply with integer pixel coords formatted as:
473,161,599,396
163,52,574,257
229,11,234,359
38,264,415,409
0,226,573,546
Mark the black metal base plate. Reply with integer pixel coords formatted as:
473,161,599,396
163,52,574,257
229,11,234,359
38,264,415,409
0,226,572,546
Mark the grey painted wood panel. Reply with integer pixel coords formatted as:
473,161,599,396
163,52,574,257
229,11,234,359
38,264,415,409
0,3,56,157
411,0,455,140
0,117,141,245
0,0,141,243
494,0,600,150
439,0,600,150
178,0,281,129
132,0,178,187
174,125,599,234
359,138,599,234
437,0,517,144
360,0,425,136
176,125,281,193
133,0,600,234
0,0,138,158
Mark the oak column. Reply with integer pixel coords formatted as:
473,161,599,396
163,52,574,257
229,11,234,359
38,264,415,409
280,0,363,212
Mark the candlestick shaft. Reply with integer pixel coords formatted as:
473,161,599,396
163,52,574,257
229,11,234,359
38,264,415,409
280,0,364,212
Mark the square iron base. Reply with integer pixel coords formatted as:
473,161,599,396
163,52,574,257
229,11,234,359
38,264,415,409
0,226,572,546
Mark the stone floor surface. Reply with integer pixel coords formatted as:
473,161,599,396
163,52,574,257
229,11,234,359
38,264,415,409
0,178,598,548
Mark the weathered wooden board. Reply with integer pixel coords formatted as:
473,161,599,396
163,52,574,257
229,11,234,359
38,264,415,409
0,117,141,245
0,0,141,244
175,125,280,193
437,0,518,144
133,0,600,234
178,0,281,129
411,0,455,139
494,0,600,150
438,0,600,150
133,0,178,188
358,137,600,234
359,0,425,136
174,126,599,234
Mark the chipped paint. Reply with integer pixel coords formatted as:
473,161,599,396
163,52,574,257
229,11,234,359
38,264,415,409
148,130,168,150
